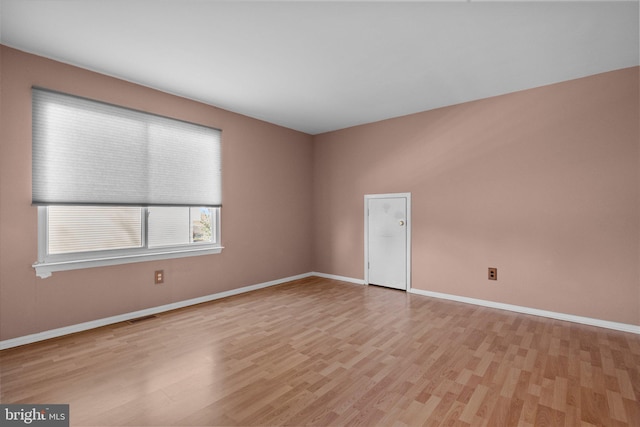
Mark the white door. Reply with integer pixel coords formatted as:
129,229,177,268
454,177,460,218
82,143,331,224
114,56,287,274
366,194,410,290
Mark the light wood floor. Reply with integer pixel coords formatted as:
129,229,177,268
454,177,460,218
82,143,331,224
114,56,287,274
1,277,639,426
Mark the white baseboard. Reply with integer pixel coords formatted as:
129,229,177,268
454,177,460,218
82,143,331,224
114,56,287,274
0,272,314,350
409,288,640,335
313,273,640,334
3,272,637,350
311,272,366,285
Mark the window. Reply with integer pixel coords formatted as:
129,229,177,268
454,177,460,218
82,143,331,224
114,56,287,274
35,206,221,277
32,88,222,278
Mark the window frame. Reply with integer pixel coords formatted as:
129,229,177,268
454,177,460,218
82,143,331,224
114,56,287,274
33,206,222,278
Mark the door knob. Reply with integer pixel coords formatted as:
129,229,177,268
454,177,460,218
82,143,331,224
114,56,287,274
399,220,405,226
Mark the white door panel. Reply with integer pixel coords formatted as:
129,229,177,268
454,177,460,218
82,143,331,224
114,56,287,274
367,196,408,290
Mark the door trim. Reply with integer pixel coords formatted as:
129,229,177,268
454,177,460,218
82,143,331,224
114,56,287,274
364,193,411,291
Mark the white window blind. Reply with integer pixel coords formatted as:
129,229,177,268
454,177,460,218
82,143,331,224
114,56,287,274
32,88,222,207
47,206,143,254
148,207,191,247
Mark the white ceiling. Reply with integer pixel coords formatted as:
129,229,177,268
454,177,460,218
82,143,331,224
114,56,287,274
1,1,638,135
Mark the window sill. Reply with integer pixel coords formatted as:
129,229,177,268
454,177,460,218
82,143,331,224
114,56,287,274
33,246,224,278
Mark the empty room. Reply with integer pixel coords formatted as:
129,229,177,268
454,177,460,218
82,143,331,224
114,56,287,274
1,1,639,426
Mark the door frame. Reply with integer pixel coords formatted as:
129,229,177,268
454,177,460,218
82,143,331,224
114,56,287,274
364,192,412,291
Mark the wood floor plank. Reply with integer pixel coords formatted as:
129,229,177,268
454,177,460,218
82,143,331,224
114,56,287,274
1,276,639,426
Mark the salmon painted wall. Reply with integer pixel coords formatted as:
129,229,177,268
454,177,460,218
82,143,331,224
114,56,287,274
0,46,314,341
313,67,640,326
1,46,638,342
